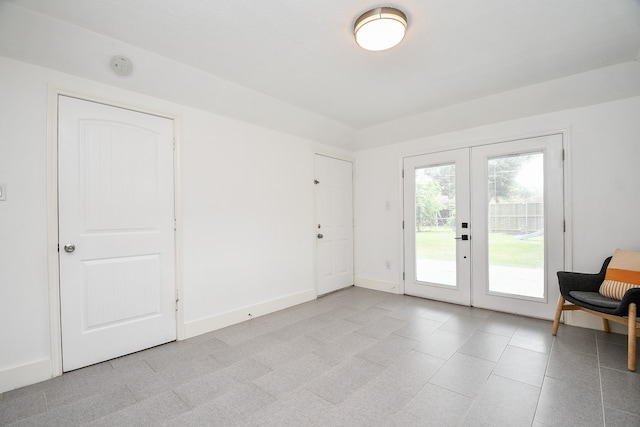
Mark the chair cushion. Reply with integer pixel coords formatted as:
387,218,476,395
599,249,640,300
570,291,621,309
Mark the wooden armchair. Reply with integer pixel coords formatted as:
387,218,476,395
552,257,640,371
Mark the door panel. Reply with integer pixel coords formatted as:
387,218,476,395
471,135,564,319
84,255,161,328
58,96,176,371
83,124,160,231
404,149,471,305
315,155,354,295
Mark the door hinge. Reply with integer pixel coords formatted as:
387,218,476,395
563,220,566,232
174,218,177,230
402,220,404,229
403,272,405,281
57,244,59,252
172,138,176,150
562,149,565,161
175,291,179,312
402,169,404,178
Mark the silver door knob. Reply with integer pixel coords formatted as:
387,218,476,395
317,234,323,239
64,244,76,253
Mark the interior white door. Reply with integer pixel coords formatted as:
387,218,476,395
58,96,176,371
471,135,564,319
315,154,354,295
403,149,471,305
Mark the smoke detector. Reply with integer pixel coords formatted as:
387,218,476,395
110,55,133,76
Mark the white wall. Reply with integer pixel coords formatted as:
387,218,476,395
0,2,354,150
2,0,639,393
354,96,640,316
180,109,315,328
355,61,640,149
0,56,344,392
0,59,52,389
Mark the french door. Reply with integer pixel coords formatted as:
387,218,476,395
404,149,471,305
404,135,564,319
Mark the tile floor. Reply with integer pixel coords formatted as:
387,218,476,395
1,287,639,426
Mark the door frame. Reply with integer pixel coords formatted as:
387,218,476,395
313,150,355,296
46,87,184,377
400,129,573,316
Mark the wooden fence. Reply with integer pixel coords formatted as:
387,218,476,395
489,202,543,234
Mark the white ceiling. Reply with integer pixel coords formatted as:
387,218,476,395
6,0,640,129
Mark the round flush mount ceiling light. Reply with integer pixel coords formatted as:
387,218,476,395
354,7,407,51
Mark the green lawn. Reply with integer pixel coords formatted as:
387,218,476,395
416,228,543,269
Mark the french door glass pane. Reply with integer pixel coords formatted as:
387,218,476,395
487,152,544,298
415,164,456,286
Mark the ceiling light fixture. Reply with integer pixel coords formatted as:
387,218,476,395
354,7,407,51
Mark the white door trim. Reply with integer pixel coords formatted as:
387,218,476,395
46,86,184,377
313,149,354,164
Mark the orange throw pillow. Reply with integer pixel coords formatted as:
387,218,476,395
599,249,640,300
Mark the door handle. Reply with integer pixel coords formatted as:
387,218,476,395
317,234,324,239
454,235,469,241
64,243,76,253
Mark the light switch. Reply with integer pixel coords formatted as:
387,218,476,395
0,184,5,201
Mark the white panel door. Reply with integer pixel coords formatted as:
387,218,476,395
404,149,471,305
58,96,176,371
315,154,354,295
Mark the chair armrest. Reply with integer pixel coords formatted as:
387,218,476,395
557,257,612,296
557,271,603,295
617,287,640,316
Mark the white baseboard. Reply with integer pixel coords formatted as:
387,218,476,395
355,277,401,294
184,289,317,339
0,358,53,394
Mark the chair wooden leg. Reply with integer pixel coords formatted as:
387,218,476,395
603,318,610,333
552,295,565,336
628,303,636,372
